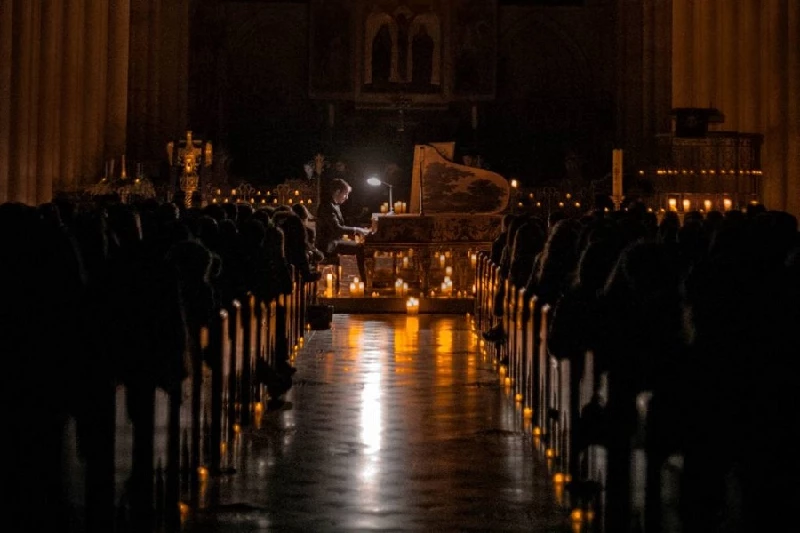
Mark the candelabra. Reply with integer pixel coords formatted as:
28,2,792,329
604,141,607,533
167,130,212,207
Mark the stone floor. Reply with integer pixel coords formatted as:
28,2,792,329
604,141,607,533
182,313,578,532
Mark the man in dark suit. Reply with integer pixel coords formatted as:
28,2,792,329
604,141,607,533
315,178,370,280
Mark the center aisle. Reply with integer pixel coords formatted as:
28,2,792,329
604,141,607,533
185,314,575,532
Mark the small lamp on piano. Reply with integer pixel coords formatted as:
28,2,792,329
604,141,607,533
367,176,394,214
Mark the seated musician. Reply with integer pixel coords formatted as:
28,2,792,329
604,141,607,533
315,178,370,281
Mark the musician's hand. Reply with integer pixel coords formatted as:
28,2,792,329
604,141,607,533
356,227,370,236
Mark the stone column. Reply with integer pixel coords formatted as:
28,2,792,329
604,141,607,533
718,2,739,132
160,0,190,145
787,0,800,217
146,0,162,158
0,0,12,202
691,0,712,108
106,0,131,160
671,0,693,107
80,0,109,182
642,0,655,151
37,0,65,204
761,0,788,210
10,0,33,203
24,0,41,203
60,0,86,192
739,0,762,132
652,0,672,134
128,0,151,161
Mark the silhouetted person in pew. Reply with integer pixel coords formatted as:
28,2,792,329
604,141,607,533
595,239,684,532
679,210,798,532
273,210,321,282
482,213,525,344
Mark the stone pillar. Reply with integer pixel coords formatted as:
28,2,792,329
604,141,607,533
0,0,12,202
145,0,162,159
80,0,109,183
739,0,762,132
128,0,151,161
10,0,33,203
787,0,800,217
641,0,655,151
37,0,65,204
762,0,789,210
691,0,712,108
616,0,644,164
24,0,41,203
60,0,86,192
106,0,131,160
671,0,693,107
162,0,190,144
652,0,672,134
718,1,739,132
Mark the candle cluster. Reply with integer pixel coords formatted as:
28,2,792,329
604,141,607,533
379,202,408,214
406,297,420,315
667,194,736,212
349,277,365,297
395,278,408,297
210,187,315,206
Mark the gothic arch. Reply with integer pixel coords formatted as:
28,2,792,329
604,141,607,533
364,7,400,84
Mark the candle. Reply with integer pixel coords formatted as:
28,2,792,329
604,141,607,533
406,297,419,315
445,266,453,277
402,256,409,268
439,254,445,269
683,199,691,211
668,198,677,211
401,202,407,213
470,253,477,268
703,199,712,211
723,198,732,210
612,149,623,198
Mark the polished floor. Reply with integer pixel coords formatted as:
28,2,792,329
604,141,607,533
182,313,577,532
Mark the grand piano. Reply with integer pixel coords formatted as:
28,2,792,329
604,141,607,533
364,143,510,295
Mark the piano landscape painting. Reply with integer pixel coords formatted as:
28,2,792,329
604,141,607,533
410,144,510,215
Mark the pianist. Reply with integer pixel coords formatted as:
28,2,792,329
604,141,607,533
315,177,371,281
